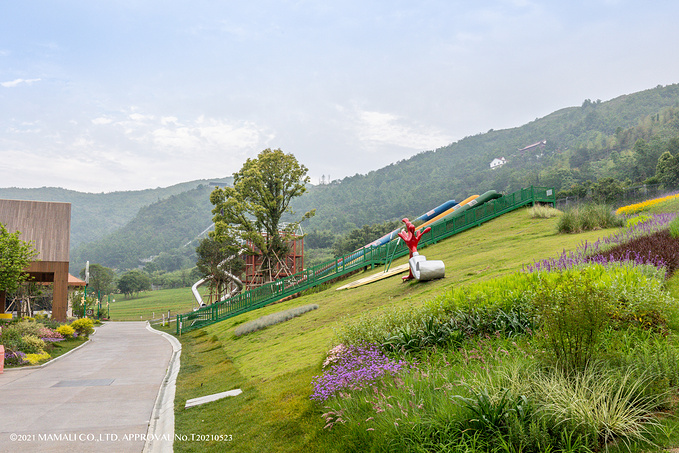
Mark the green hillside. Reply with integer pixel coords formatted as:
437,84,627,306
170,206,629,452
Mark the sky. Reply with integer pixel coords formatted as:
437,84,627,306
2,1,679,193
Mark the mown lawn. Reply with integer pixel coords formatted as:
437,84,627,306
108,287,200,321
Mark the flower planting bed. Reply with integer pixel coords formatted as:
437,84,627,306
310,212,679,452
1,317,94,368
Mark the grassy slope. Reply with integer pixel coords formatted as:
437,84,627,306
108,287,204,321
172,207,622,452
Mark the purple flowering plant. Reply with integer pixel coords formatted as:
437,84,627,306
525,213,678,274
311,342,411,402
4,350,28,366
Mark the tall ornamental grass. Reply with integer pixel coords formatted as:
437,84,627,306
317,342,668,453
557,204,624,234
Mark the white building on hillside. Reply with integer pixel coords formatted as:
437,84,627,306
490,157,507,170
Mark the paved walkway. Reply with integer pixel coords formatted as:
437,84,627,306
0,322,177,453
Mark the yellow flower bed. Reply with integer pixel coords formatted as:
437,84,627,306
25,351,50,365
616,193,679,215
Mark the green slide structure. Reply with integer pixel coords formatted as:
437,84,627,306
176,186,556,334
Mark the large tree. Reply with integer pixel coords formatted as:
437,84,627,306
117,269,151,298
0,223,38,306
656,150,679,188
210,148,315,282
80,263,115,296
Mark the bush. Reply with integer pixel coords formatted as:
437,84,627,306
4,350,27,366
70,318,95,337
12,320,42,337
38,326,63,342
56,324,76,338
0,325,23,351
557,204,624,233
534,271,611,371
19,334,46,354
25,351,50,365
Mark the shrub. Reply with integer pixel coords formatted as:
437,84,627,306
534,270,612,371
19,334,46,354
38,326,63,342
56,324,76,338
70,318,95,337
234,304,319,337
0,325,23,351
12,320,42,337
4,350,27,366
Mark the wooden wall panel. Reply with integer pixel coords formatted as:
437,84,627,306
0,199,71,262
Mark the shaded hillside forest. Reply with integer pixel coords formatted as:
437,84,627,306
8,83,679,281
69,185,217,275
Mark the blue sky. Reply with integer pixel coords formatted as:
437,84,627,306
2,1,679,192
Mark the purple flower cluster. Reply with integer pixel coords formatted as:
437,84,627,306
4,350,27,365
525,213,678,273
311,343,408,402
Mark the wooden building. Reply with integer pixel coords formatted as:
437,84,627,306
0,199,72,321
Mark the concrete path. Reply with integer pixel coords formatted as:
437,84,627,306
0,322,176,453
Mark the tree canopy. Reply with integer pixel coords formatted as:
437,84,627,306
0,223,37,294
80,263,115,296
210,148,315,282
117,269,151,297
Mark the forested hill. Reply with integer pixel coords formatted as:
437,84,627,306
291,83,679,232
69,184,219,274
0,178,231,250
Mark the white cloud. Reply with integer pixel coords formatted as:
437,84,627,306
355,109,452,152
1,78,41,88
92,117,113,125
129,112,154,122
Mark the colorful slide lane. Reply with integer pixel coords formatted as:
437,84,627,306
334,198,458,269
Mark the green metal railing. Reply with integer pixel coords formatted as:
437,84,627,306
176,186,555,334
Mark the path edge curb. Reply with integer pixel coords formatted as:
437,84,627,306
143,322,182,453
